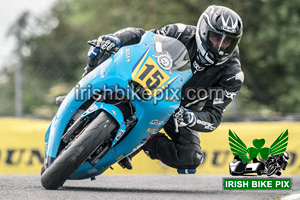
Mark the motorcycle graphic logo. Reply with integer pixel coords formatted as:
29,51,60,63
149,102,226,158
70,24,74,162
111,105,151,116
228,130,289,176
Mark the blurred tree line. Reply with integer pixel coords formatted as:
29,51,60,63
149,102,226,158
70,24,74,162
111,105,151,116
0,0,299,119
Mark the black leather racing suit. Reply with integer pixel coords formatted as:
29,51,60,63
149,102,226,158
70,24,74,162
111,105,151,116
104,24,244,169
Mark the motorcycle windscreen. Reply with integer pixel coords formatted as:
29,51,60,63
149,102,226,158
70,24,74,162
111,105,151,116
153,34,191,72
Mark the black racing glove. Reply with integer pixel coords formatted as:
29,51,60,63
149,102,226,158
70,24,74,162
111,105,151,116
96,34,121,52
83,34,121,77
173,106,196,132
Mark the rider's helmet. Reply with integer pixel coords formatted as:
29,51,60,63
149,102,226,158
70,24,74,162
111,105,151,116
196,5,243,65
283,152,290,161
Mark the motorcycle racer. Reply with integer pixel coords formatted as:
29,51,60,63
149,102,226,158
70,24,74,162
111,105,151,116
83,5,244,173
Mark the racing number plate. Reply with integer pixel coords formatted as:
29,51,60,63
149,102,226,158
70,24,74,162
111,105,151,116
132,56,170,97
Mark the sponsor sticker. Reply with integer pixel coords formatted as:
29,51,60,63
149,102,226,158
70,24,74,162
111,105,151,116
87,105,98,113
157,53,172,71
116,130,124,140
149,120,165,126
146,128,161,133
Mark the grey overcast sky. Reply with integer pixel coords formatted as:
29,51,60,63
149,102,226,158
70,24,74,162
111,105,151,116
0,0,57,68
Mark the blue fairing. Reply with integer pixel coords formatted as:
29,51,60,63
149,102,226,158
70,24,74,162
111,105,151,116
44,31,193,179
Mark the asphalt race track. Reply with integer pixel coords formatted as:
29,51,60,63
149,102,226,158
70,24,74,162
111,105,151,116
0,175,299,200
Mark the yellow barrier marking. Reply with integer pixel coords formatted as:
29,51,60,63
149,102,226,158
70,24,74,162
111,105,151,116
1,118,300,175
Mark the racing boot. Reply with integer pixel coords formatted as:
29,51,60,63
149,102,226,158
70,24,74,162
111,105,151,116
118,157,132,170
118,148,143,170
177,169,197,174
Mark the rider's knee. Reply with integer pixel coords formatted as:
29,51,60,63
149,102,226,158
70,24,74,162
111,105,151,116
178,147,204,168
191,149,204,168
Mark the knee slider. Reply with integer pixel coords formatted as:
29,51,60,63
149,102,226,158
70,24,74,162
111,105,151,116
192,150,204,167
178,147,203,168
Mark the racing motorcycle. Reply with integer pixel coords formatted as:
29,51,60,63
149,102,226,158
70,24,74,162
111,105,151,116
41,31,192,190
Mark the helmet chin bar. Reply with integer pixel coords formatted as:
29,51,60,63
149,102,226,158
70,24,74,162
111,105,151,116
196,33,214,65
201,49,214,65
218,47,225,56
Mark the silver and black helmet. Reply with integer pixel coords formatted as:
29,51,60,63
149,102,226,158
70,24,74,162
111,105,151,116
196,5,243,65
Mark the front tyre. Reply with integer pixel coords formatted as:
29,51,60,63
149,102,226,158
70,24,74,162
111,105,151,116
41,111,117,190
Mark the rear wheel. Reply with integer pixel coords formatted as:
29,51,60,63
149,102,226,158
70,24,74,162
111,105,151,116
41,111,118,190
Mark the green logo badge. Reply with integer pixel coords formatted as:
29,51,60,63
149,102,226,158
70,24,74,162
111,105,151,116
229,130,288,163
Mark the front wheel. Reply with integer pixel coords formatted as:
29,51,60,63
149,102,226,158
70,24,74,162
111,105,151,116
41,111,118,190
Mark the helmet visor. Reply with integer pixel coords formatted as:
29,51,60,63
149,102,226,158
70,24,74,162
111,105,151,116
207,31,239,57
